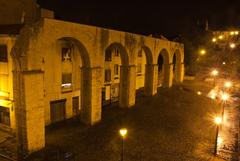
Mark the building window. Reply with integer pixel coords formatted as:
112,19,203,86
0,106,10,126
114,49,119,56
105,50,112,61
62,73,72,89
0,45,8,62
138,50,142,57
62,47,72,61
114,64,119,76
105,69,111,82
137,63,142,75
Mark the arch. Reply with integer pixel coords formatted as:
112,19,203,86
157,49,170,87
172,49,182,65
158,48,170,65
58,37,91,67
105,42,129,66
142,46,153,65
173,49,184,83
102,42,134,107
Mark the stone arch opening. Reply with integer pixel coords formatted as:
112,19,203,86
173,49,183,83
135,46,153,94
157,49,169,87
46,37,91,125
102,42,130,107
59,37,91,67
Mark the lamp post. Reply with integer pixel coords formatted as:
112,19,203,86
214,116,222,155
211,70,218,87
220,93,229,119
119,128,127,161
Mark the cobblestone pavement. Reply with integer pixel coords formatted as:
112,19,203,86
0,81,227,161
26,82,222,161
0,131,17,161
217,101,239,161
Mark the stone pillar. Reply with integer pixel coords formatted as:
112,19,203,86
162,63,173,88
81,67,102,125
119,65,136,107
14,70,45,158
144,64,158,96
174,63,184,83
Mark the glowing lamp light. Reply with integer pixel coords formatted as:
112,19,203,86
211,70,218,76
230,31,235,35
235,31,239,35
214,117,222,125
119,128,127,138
222,62,226,65
197,91,202,95
221,93,229,101
230,43,236,48
200,49,206,55
212,38,217,42
224,81,232,88
210,92,217,99
218,35,223,39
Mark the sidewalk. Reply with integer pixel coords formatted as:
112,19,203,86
0,130,17,161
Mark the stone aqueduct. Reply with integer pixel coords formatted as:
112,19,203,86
12,18,184,154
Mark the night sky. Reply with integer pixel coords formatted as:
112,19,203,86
37,0,240,38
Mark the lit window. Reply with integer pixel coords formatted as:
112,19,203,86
62,73,72,89
105,69,111,82
0,45,8,62
62,48,71,61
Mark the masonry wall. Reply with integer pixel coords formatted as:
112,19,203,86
0,36,16,132
9,18,184,155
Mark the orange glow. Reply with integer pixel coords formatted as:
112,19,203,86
214,117,222,125
119,128,128,137
211,70,218,76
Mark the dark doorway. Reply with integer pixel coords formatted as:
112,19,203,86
50,99,66,123
72,96,80,117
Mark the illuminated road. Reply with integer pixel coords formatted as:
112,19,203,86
217,101,239,160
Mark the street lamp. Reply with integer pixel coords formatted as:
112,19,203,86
199,49,206,56
214,116,222,155
224,81,232,89
119,128,127,161
230,43,236,49
212,38,217,42
211,70,218,87
220,93,229,118
218,35,223,40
